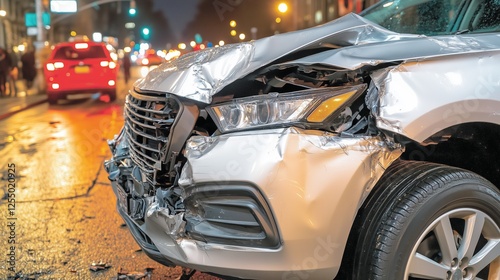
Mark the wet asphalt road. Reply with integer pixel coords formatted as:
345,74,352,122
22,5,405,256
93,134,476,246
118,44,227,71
0,67,220,280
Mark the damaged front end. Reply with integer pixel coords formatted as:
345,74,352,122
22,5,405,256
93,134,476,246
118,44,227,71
103,13,423,279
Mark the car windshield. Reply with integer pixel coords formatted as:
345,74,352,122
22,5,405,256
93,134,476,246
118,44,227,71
53,46,108,60
361,0,500,35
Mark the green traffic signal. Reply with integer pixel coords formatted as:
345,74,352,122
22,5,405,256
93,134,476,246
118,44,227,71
142,27,150,40
129,0,136,16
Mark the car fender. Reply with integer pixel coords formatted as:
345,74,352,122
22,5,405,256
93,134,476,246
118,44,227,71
370,51,500,142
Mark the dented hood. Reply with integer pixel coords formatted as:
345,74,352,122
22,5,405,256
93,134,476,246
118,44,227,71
273,33,500,71
135,13,500,104
135,13,411,103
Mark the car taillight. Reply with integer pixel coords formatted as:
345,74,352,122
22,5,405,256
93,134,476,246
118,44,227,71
46,62,64,71
100,61,117,69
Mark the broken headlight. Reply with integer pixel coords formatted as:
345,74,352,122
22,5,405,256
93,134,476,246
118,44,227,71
207,84,366,133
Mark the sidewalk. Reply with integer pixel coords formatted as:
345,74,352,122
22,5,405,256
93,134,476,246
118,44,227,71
0,79,48,121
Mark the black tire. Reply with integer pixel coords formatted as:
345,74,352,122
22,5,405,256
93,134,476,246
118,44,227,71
47,94,59,105
106,90,116,102
350,160,500,279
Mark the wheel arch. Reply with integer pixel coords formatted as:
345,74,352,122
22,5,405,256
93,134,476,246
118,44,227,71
337,121,500,278
337,158,500,279
399,121,500,190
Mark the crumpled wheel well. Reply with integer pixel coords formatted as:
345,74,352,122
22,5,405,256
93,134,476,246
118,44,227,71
399,122,500,188
337,121,500,278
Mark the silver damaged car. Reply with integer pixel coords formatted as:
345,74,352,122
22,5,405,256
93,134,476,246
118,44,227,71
105,0,500,279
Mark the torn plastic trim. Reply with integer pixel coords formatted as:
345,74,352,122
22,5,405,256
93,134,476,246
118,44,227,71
135,13,415,104
146,201,185,236
104,128,130,181
117,201,177,267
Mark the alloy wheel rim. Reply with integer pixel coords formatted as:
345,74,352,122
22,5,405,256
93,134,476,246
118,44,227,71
404,208,500,279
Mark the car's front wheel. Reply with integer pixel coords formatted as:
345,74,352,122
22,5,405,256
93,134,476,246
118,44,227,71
351,160,500,280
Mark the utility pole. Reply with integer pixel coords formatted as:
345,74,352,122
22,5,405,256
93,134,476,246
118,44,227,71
35,0,45,43
34,0,47,94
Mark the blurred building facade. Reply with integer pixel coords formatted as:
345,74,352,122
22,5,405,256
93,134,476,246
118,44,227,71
0,0,128,50
0,0,43,50
280,0,381,32
0,0,383,55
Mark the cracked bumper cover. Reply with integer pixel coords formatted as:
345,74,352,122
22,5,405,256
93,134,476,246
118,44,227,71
105,127,401,279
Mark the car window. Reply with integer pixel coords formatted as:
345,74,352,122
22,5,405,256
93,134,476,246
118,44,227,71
467,0,500,32
362,0,463,35
53,46,108,60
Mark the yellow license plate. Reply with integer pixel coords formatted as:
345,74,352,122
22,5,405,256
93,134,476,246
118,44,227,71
74,66,90,73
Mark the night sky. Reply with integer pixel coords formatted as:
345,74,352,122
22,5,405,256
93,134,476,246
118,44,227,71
152,0,201,39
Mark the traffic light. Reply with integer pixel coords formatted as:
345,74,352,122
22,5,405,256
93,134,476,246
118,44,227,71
129,0,136,15
142,27,150,40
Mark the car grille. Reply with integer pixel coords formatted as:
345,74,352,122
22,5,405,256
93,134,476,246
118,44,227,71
124,90,180,185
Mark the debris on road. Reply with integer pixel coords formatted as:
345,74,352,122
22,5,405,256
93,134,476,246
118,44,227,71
49,121,61,127
177,268,196,280
89,261,112,272
111,267,155,280
7,270,53,280
79,215,96,222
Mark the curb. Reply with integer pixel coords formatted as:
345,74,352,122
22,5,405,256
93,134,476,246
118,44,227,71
0,98,48,121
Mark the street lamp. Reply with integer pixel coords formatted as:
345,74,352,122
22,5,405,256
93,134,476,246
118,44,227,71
278,2,288,13
229,20,237,28
239,33,246,40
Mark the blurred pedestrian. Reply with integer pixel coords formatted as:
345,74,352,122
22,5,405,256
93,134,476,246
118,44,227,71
7,50,19,96
122,52,131,83
0,47,12,97
21,47,37,89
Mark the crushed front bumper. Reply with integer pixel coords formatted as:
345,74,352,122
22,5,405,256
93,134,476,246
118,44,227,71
105,127,401,279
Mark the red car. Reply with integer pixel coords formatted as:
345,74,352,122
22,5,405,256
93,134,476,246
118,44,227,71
44,41,118,104
138,51,164,66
